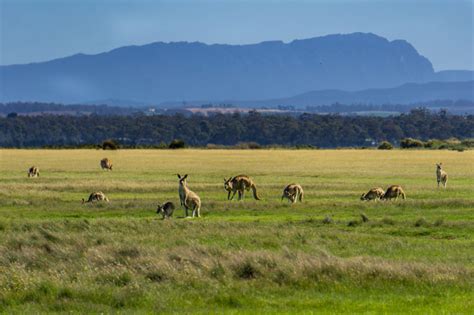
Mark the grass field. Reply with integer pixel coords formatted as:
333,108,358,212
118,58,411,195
0,149,473,314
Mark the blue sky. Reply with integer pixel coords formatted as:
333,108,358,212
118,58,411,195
1,0,472,70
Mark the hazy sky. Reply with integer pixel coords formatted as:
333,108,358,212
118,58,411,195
1,0,472,70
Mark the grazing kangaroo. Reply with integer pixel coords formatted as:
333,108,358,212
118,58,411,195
156,201,175,219
177,174,201,217
82,191,109,204
360,187,385,201
100,158,113,171
382,185,406,200
224,175,261,200
28,166,40,178
281,184,304,203
436,163,448,188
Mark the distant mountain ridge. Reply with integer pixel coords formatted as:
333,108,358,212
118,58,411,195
159,80,474,108
1,32,442,104
253,80,474,107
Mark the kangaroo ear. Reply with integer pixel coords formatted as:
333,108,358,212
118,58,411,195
183,174,188,179
177,174,181,179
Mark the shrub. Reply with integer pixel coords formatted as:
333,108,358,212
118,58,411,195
102,139,119,150
235,142,261,149
377,141,393,150
347,220,360,227
169,139,185,149
461,138,474,148
235,260,260,279
322,216,333,224
146,271,166,283
414,218,429,227
400,138,424,149
116,247,140,258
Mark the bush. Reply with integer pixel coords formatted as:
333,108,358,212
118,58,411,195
102,139,119,150
168,139,186,149
400,138,424,149
235,142,261,149
461,139,474,148
377,141,393,150
235,260,260,279
414,218,429,227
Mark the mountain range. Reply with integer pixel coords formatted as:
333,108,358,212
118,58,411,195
227,80,474,108
0,32,472,106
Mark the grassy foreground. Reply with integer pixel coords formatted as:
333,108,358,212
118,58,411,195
0,149,473,314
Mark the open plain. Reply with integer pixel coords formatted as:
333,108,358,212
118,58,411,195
0,149,473,313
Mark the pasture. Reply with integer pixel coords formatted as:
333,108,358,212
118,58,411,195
0,149,473,313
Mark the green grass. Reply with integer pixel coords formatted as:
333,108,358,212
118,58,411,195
0,149,473,313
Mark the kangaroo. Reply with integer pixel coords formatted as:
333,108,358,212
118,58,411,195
177,174,186,206
28,166,40,178
281,184,304,203
224,175,261,200
177,174,201,217
156,201,175,219
382,185,406,200
360,187,385,201
436,163,448,188
82,191,109,204
100,158,113,171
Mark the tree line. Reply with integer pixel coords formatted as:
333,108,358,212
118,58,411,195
0,109,472,148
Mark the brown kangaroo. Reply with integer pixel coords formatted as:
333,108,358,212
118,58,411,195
100,158,113,171
224,175,261,200
382,185,406,200
281,184,304,203
436,163,448,188
28,166,40,178
178,174,201,217
82,191,109,204
360,187,385,201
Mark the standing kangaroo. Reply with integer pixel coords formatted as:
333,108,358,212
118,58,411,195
281,184,304,203
436,163,448,188
100,158,113,171
28,166,40,178
177,174,201,217
224,175,261,200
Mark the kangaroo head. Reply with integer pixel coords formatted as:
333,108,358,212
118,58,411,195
224,178,233,191
360,193,366,200
178,174,188,186
156,203,163,214
436,163,442,170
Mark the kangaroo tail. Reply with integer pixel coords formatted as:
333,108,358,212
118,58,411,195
299,190,304,202
251,184,261,200
401,191,406,199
